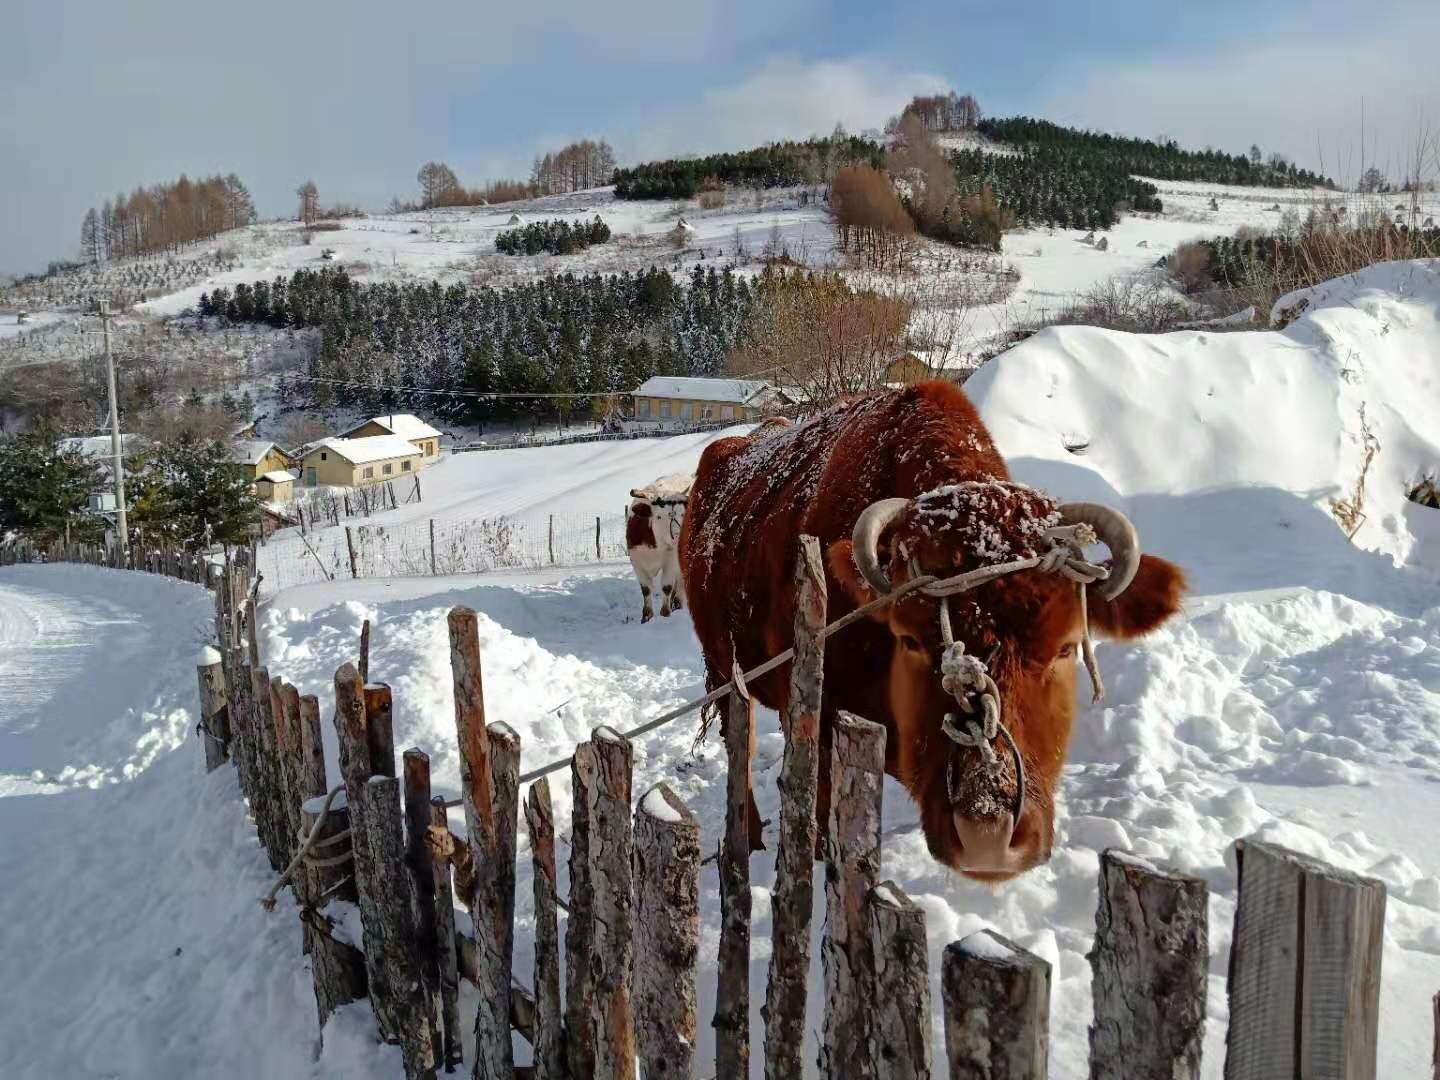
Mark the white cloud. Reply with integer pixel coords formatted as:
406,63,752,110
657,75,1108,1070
1034,17,1440,187
622,57,949,163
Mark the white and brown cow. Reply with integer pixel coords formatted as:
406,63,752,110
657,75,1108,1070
626,473,692,623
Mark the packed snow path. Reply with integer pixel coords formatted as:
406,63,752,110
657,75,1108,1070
0,566,403,1079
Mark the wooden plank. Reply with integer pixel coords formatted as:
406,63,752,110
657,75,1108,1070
403,749,445,1071
566,741,597,1080
716,693,753,1080
634,782,700,1079
868,881,930,1080
429,797,464,1073
353,774,438,1079
941,931,1050,1078
524,779,565,1079
819,711,885,1080
474,720,521,1078
1088,849,1208,1080
1225,837,1387,1080
587,727,636,1079
763,534,826,1080
197,652,229,771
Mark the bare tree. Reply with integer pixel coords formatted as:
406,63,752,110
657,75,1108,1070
80,208,106,265
296,179,320,225
830,164,915,270
417,161,461,208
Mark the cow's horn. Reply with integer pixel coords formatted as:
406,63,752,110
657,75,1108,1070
851,498,911,597
629,488,647,499
1057,502,1140,600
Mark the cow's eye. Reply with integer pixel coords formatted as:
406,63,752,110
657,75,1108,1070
1056,642,1078,660
899,634,924,653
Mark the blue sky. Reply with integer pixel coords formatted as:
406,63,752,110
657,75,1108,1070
4,0,1438,275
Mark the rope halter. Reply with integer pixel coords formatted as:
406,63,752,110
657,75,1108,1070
906,519,1116,826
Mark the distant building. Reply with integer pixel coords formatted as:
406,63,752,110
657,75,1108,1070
883,350,975,386
298,435,424,488
227,440,293,481
255,470,296,503
630,376,795,425
339,414,442,461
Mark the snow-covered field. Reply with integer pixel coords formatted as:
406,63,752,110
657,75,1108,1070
5,262,1440,1077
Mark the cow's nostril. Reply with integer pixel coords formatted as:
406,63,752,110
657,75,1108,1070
952,811,1015,867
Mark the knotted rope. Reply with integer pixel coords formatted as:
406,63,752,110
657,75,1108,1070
259,783,349,911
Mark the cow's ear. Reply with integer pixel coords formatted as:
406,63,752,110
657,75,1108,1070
1086,554,1185,640
826,539,890,621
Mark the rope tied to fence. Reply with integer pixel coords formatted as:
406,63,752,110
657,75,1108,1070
259,783,347,911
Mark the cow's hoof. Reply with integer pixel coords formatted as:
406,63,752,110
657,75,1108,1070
672,598,684,612
660,606,672,618
641,610,653,624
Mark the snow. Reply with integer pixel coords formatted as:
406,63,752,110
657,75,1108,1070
259,469,296,484
199,645,222,665
634,375,774,404
228,439,280,466
308,434,421,465
957,929,1018,962
5,264,1440,1076
343,413,442,441
642,784,683,823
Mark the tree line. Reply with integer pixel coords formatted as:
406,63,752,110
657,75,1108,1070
612,134,885,199
530,139,618,194
79,173,256,263
892,91,982,133
950,145,1163,232
979,117,1334,189
494,216,611,256
201,265,761,424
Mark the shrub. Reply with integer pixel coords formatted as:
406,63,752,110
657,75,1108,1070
697,187,727,210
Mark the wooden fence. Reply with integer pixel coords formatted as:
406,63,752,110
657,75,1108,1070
8,535,1427,1079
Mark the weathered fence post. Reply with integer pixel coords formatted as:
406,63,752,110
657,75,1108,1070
764,535,826,1079
1089,849,1208,1079
634,782,700,1079
403,749,445,1070
548,514,555,565
525,779,565,1080
1225,837,1386,1080
587,728,637,1077
363,682,394,778
1432,991,1439,1080
429,796,463,1073
345,525,358,579
567,740,597,1079
359,618,371,684
302,788,367,1026
820,711,886,1080
716,691,754,1079
251,664,284,869
430,519,437,576
942,931,1051,1078
197,647,229,771
595,516,602,560
868,882,931,1080
447,606,521,1078
353,774,438,1079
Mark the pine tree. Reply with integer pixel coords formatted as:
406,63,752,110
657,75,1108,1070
127,436,258,550
0,426,106,544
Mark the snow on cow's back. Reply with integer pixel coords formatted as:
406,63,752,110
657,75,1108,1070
634,472,694,501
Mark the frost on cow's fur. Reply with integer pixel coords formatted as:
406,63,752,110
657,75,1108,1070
911,481,1062,565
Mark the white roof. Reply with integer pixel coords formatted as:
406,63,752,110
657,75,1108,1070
230,439,279,465
258,470,295,484
634,376,773,404
58,434,146,459
345,413,442,441
306,435,422,465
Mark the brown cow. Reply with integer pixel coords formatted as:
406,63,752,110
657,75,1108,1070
679,381,1184,881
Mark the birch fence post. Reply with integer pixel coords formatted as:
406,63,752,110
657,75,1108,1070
820,711,885,1080
429,796,463,1073
867,881,931,1080
716,692,754,1080
525,779,565,1080
942,931,1051,1078
1088,849,1208,1079
447,606,521,1078
403,749,445,1071
1225,837,1386,1080
634,782,700,1079
763,535,826,1080
197,649,229,772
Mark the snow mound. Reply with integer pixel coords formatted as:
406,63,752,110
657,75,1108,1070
966,259,1440,584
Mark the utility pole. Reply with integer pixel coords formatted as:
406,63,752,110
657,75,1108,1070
99,300,128,556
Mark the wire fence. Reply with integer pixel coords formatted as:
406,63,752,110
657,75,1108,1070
257,508,631,594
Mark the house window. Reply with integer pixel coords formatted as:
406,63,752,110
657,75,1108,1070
721,406,733,419
701,405,713,419
383,462,393,475
320,452,328,461
402,460,412,471
660,401,672,419
637,399,650,418
363,466,374,479
680,403,692,420
425,441,434,456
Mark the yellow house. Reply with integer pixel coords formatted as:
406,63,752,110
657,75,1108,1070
339,414,442,462
630,376,795,425
256,470,296,503
298,435,423,488
228,440,293,481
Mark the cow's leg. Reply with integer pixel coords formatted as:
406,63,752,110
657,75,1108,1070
659,583,674,618
640,584,653,623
